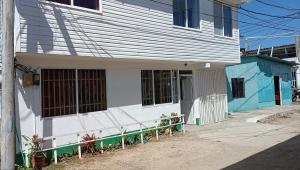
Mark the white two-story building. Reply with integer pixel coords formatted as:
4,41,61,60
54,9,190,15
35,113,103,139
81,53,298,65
2,0,245,158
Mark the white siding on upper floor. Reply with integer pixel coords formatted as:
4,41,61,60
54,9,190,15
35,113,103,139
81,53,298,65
16,0,240,63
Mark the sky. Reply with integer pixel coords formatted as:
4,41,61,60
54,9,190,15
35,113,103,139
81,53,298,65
239,0,300,50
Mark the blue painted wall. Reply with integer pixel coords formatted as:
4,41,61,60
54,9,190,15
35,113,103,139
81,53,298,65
226,56,293,112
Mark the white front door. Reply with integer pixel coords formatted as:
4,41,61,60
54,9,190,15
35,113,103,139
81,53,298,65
180,76,194,124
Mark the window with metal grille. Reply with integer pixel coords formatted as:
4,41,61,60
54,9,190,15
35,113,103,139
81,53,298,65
141,70,154,106
41,69,76,117
41,69,107,117
78,70,107,113
141,70,177,106
172,70,179,103
232,78,245,98
154,70,172,104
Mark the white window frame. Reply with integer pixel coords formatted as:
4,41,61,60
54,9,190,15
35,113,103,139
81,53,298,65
173,0,201,31
41,0,103,14
214,2,233,37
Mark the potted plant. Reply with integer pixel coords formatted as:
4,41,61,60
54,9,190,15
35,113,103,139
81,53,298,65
23,134,46,169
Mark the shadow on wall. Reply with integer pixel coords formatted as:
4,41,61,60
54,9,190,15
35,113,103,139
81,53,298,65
17,0,54,53
15,71,51,152
222,134,300,170
17,0,114,57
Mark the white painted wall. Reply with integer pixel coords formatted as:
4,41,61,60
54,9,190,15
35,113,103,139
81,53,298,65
15,54,228,149
16,54,186,148
15,0,240,63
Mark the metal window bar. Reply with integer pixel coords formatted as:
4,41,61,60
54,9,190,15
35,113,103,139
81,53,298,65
141,70,154,105
77,70,107,113
41,69,76,117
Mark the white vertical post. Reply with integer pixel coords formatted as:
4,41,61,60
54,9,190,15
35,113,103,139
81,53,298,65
100,130,104,154
169,118,172,137
270,46,274,57
25,144,30,168
140,124,144,144
53,138,58,164
257,44,261,55
185,0,188,27
77,134,82,159
182,116,186,134
244,37,249,51
155,121,159,141
121,127,125,150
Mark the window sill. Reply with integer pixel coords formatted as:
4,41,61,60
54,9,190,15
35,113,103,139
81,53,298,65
232,97,246,99
214,34,235,40
39,110,108,120
142,102,178,108
40,0,103,15
40,113,77,120
173,25,202,33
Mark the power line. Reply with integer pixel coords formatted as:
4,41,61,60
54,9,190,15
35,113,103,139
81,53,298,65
241,7,300,19
147,0,300,32
255,0,300,11
239,13,298,31
212,0,300,19
246,34,300,39
242,18,296,35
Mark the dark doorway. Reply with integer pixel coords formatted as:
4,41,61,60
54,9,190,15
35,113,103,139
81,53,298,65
274,76,281,105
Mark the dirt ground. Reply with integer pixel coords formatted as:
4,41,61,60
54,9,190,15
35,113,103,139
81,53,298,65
45,108,300,170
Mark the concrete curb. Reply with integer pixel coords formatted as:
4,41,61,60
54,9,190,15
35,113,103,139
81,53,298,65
246,109,299,123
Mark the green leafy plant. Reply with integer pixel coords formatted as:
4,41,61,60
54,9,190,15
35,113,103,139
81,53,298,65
159,113,180,135
124,131,140,145
159,114,170,134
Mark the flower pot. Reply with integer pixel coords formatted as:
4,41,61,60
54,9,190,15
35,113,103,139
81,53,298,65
32,153,45,169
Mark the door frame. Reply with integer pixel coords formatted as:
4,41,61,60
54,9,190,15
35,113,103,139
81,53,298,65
274,75,282,105
179,71,194,124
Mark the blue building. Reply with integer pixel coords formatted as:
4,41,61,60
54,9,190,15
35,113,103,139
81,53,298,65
226,55,296,112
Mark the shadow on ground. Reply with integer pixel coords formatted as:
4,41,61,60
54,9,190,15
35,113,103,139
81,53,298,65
223,134,300,170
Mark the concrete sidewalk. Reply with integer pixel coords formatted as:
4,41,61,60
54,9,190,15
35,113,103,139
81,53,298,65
230,104,300,122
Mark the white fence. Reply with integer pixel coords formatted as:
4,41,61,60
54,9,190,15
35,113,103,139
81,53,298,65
23,114,185,167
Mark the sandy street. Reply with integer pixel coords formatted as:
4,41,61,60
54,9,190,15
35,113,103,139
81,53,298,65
46,106,300,170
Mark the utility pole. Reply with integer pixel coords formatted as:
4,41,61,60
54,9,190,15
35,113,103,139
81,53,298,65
243,37,249,51
296,36,300,61
1,0,15,169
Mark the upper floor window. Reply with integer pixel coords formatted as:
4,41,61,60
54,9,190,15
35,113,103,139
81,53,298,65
214,2,232,37
47,0,101,11
173,0,200,29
